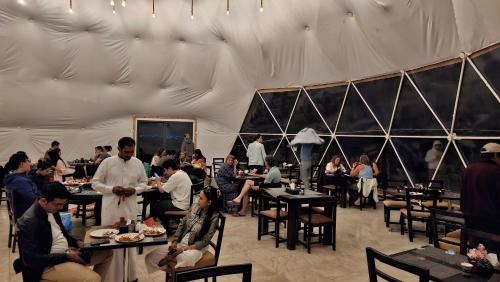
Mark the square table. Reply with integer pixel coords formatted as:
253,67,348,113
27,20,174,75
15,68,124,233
391,245,500,281
263,188,335,250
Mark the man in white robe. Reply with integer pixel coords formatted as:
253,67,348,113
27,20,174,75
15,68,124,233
92,137,148,282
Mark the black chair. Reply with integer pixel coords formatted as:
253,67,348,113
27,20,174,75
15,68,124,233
250,182,281,217
5,186,17,252
430,209,464,253
357,178,377,211
175,264,252,282
257,191,288,248
309,164,321,190
460,227,500,255
400,187,440,242
297,197,337,254
167,213,226,282
366,247,430,282
382,180,408,227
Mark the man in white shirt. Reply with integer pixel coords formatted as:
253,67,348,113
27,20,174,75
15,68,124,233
92,137,148,282
17,182,112,282
153,159,192,227
247,134,266,174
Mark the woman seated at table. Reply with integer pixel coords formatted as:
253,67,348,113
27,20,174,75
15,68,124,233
325,155,347,174
229,155,281,216
145,186,221,273
48,148,74,182
350,154,379,204
216,154,239,211
191,149,207,171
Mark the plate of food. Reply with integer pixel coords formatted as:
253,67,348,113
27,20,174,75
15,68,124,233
143,227,166,237
115,233,145,243
89,228,119,238
64,179,82,186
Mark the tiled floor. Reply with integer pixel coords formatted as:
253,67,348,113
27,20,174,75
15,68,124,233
0,202,427,281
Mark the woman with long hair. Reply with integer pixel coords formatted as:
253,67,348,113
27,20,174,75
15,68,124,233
325,155,347,174
145,186,221,272
191,149,207,170
48,148,73,182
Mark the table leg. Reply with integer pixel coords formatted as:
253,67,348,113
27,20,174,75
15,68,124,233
286,202,298,250
94,198,102,226
341,185,347,208
324,204,333,243
141,194,148,221
82,203,87,226
123,248,128,282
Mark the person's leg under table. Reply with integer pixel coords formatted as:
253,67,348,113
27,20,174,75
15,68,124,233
41,262,101,282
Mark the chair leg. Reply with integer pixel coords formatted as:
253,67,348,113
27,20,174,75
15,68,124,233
332,223,336,251
82,204,87,226
307,224,312,254
275,217,280,248
12,233,16,253
407,218,414,242
75,204,81,218
8,223,13,248
400,214,405,235
384,207,390,227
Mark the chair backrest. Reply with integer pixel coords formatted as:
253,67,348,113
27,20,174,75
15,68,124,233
175,263,252,282
304,196,337,222
5,186,17,222
205,166,213,178
366,247,430,282
460,227,500,255
213,163,224,178
430,209,464,250
404,187,440,223
209,213,226,266
143,162,152,177
213,158,225,165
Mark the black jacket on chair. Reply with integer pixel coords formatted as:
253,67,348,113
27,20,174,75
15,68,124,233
17,201,79,282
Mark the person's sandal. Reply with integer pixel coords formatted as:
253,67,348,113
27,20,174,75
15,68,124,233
232,212,246,217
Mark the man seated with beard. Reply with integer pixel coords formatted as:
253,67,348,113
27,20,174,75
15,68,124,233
17,182,113,282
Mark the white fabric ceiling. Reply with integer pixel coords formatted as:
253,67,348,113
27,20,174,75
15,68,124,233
1,0,500,163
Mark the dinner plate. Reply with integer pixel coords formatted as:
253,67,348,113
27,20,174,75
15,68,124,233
143,227,166,237
115,233,145,243
89,228,119,238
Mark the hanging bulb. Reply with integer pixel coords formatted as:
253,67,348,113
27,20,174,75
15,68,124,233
69,0,73,13
121,0,126,7
191,0,194,20
69,8,73,13
17,0,26,6
260,0,263,12
112,6,116,14
260,6,263,12
152,13,156,18
191,14,194,20
226,0,229,15
226,10,229,15
110,0,115,7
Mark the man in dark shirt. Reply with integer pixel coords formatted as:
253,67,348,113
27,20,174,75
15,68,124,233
44,140,60,161
461,142,500,235
17,182,112,282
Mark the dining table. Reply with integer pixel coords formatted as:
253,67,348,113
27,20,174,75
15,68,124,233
66,185,103,226
262,187,335,250
324,173,358,208
391,245,500,282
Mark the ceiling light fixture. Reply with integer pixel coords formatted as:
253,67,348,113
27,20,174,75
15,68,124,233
110,0,115,7
69,0,73,13
17,0,26,6
260,0,263,12
152,0,156,18
113,5,116,14
226,0,229,15
121,0,126,7
191,0,194,19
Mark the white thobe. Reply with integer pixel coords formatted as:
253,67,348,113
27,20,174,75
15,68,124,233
92,155,148,282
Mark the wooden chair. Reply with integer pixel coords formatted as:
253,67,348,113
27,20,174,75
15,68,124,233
5,186,17,252
297,197,337,254
257,191,288,248
430,209,464,253
399,187,440,242
460,227,500,255
175,264,252,282
417,180,451,210
250,182,281,217
382,180,408,227
366,247,430,282
167,213,226,282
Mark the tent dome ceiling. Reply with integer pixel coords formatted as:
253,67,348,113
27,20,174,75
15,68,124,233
0,0,499,161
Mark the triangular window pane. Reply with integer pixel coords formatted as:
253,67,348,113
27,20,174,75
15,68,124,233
336,137,385,166
239,134,282,158
240,93,281,133
391,77,446,135
410,62,461,130
454,63,500,136
260,90,299,132
274,137,298,164
306,85,347,132
456,139,498,164
434,146,464,193
286,91,329,134
229,136,247,163
392,138,447,184
472,46,500,97
377,142,410,184
336,88,384,135
356,76,400,131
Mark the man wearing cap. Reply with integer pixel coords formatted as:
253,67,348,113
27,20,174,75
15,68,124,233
461,142,500,235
